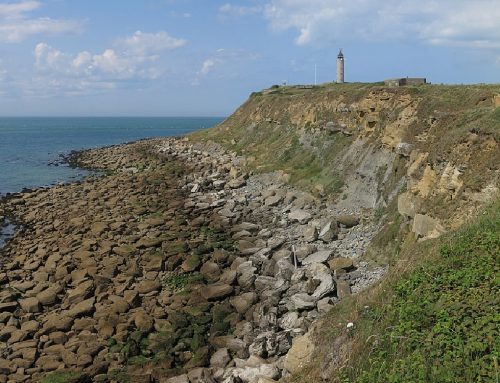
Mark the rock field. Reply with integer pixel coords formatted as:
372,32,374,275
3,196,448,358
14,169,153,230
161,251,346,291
0,138,385,383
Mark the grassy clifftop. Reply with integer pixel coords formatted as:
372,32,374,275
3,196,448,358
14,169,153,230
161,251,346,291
190,82,500,382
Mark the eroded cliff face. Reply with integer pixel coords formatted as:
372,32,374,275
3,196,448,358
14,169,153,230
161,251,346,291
196,83,500,241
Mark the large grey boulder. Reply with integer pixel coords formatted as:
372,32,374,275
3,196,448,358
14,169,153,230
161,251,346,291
301,250,333,265
288,209,312,224
308,263,335,299
318,220,339,242
290,293,317,310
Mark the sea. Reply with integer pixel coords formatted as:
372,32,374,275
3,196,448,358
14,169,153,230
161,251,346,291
0,116,223,247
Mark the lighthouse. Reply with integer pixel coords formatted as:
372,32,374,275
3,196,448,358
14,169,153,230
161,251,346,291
336,49,344,83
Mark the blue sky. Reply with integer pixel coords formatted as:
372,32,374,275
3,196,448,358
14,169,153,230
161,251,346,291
0,0,499,116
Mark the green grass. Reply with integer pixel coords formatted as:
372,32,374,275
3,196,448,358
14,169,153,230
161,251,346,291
162,272,203,291
304,200,500,383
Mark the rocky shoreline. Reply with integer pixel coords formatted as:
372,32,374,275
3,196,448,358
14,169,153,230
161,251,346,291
0,137,385,383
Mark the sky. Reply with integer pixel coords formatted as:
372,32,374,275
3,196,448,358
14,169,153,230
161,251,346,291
0,0,499,117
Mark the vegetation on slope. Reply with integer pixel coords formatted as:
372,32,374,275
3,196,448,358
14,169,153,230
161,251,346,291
192,83,500,202
287,200,499,383
189,83,500,382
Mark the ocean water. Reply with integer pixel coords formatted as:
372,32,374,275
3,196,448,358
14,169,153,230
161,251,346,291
0,117,223,248
0,117,223,196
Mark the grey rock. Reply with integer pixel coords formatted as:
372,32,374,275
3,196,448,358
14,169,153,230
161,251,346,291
288,209,312,224
290,293,317,310
318,220,339,242
301,250,333,265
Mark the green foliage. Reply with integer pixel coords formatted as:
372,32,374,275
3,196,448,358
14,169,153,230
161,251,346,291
343,203,500,383
162,272,202,291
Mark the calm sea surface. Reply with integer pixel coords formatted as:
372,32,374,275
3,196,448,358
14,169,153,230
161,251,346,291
0,117,223,196
0,117,223,247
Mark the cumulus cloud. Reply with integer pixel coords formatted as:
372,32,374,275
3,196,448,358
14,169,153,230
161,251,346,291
262,0,500,49
219,3,262,17
32,30,186,94
0,0,82,43
118,30,187,56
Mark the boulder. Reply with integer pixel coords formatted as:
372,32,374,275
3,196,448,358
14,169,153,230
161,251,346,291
336,280,351,299
38,286,63,306
201,284,233,301
412,214,445,239
318,220,339,243
187,368,216,383
301,250,333,265
19,297,40,313
327,257,354,271
302,225,318,243
210,348,231,368
200,261,221,282
290,293,317,311
308,263,335,299
67,280,95,305
336,215,360,228
133,310,154,333
288,210,312,224
395,142,414,157
230,292,257,314
283,331,315,374
136,280,161,294
66,297,95,318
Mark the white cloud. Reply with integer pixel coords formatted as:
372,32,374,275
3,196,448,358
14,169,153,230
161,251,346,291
200,59,215,75
193,49,259,85
31,30,187,95
118,30,187,56
0,1,82,43
262,0,500,49
219,3,262,17
0,1,40,18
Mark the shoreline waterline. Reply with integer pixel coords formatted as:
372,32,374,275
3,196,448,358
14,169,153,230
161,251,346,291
0,116,223,196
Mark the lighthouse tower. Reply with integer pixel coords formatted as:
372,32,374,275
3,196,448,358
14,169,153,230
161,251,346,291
336,49,344,83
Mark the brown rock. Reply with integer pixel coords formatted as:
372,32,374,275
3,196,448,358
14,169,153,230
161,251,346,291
133,310,154,333
0,359,15,375
229,292,257,314
66,297,95,318
336,280,351,299
49,331,68,344
20,321,40,334
328,257,354,271
200,261,221,282
19,297,41,313
67,280,95,305
41,314,73,334
200,284,233,301
283,332,315,374
35,355,62,371
109,297,130,314
136,280,161,294
36,286,60,306
336,215,360,228
113,245,135,257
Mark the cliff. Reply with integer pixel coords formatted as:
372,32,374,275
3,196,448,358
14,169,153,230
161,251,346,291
190,82,500,382
194,83,499,241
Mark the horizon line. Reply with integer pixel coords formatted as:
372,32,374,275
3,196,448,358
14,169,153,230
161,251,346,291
0,115,228,119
